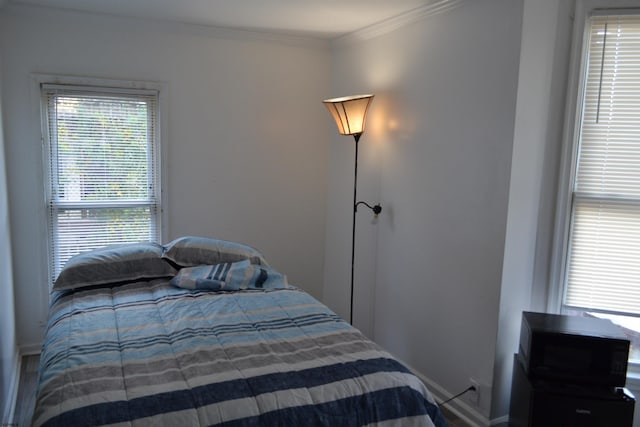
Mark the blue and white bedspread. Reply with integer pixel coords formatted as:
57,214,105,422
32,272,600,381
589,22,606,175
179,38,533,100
34,280,448,427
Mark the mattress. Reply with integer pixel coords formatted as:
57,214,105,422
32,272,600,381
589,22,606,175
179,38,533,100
34,280,448,426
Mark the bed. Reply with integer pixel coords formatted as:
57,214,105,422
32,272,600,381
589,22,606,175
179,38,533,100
33,236,449,427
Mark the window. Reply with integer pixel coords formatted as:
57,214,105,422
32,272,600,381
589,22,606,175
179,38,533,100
559,12,640,363
43,84,161,282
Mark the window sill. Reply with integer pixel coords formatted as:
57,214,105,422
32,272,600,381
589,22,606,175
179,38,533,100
626,371,640,394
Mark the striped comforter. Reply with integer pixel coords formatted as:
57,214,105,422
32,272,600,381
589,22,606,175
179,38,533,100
34,279,448,427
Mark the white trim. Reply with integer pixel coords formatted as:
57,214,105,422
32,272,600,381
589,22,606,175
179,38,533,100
19,343,42,356
157,79,170,243
42,83,158,97
333,0,465,45
27,74,53,334
547,0,592,314
591,7,640,17
1,350,21,426
32,74,165,93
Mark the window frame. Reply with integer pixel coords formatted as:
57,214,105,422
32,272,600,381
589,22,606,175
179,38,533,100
550,2,640,371
36,75,168,286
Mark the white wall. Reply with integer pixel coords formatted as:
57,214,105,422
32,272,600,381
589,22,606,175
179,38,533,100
0,52,19,423
492,0,574,419
324,0,523,422
0,5,331,350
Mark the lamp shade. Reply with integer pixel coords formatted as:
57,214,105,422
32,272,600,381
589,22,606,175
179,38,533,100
323,94,374,136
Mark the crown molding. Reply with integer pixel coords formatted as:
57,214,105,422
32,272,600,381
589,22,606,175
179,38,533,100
333,0,464,46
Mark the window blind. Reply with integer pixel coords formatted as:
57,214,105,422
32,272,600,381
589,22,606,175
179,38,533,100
43,85,161,281
565,15,640,316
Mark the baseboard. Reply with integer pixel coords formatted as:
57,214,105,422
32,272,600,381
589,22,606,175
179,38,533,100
490,414,509,426
400,360,512,426
394,358,490,427
1,350,21,426
19,343,42,356
427,378,509,426
417,373,491,427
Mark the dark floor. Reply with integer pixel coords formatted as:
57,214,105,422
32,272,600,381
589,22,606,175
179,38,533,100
14,354,469,427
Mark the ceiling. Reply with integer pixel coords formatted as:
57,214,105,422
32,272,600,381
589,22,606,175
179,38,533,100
5,0,439,38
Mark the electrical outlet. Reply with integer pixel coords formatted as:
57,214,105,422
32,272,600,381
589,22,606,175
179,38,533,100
470,379,493,418
469,378,479,406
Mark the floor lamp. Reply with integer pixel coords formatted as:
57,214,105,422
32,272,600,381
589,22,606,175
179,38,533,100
323,94,381,324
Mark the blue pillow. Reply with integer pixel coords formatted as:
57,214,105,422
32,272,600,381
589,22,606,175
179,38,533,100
170,260,288,291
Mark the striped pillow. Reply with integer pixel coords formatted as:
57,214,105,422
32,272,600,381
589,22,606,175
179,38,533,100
170,260,288,291
53,242,177,291
162,236,269,267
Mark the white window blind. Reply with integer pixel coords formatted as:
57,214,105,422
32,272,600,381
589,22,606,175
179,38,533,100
565,14,640,316
43,85,161,282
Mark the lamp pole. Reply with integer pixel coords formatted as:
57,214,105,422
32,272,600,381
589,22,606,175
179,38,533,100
349,133,381,325
350,133,361,325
